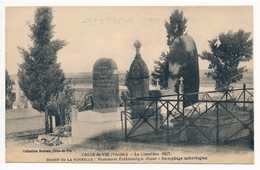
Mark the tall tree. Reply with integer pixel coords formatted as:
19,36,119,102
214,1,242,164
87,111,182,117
165,10,187,47
152,10,187,89
200,29,253,91
5,70,15,109
18,7,66,133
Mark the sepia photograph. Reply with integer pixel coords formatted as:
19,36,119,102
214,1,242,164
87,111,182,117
4,5,254,164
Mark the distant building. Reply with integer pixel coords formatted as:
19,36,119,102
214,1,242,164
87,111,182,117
10,75,32,109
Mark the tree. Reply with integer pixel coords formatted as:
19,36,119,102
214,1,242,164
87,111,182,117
151,52,169,89
152,10,187,89
6,70,15,109
47,80,75,126
165,10,187,47
200,29,253,91
18,7,67,133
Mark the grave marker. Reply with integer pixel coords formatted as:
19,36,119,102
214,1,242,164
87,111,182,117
92,58,119,109
127,40,150,118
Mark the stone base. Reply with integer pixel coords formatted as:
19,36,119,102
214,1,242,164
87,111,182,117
130,106,155,119
71,107,127,144
172,110,252,144
186,122,252,144
126,116,160,139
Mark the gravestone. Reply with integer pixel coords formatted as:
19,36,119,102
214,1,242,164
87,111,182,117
92,58,119,109
127,40,150,118
71,59,122,143
168,35,200,107
128,40,149,102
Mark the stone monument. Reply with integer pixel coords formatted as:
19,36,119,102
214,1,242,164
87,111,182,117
71,59,123,143
128,40,149,102
168,35,200,107
127,40,150,118
92,58,119,110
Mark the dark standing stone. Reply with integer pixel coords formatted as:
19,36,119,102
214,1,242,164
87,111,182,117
92,58,119,109
127,40,150,118
168,35,200,107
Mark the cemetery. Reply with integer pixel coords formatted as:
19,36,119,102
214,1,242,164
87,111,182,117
5,7,254,163
6,37,254,150
69,38,251,147
55,39,253,147
6,38,254,148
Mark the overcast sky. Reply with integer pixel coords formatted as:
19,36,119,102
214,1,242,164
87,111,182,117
5,6,253,74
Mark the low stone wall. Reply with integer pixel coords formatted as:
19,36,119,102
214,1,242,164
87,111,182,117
6,108,45,137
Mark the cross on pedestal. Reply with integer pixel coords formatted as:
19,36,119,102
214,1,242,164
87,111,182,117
179,77,184,94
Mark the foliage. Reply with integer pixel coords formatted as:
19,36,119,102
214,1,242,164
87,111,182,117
125,70,130,90
119,90,130,107
73,90,94,112
200,29,253,91
5,70,15,109
165,10,187,46
151,52,169,89
47,80,75,126
151,10,187,89
18,7,67,133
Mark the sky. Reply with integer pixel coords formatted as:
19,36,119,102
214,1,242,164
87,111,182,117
5,6,253,74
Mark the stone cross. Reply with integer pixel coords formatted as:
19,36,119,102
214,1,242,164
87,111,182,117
179,77,184,85
134,40,142,55
179,77,184,94
156,78,160,90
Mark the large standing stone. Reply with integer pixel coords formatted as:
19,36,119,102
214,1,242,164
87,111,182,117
92,58,119,109
168,35,200,106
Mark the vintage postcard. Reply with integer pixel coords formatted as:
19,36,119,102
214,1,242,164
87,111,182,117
4,6,254,164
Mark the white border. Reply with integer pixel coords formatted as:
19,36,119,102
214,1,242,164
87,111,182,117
1,1,259,170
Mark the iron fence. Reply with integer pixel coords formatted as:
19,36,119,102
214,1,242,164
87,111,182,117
122,84,253,147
